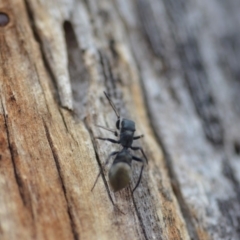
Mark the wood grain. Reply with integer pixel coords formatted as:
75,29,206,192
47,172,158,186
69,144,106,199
0,0,239,239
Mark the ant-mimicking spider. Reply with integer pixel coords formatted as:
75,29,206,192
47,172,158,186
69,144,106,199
91,92,148,193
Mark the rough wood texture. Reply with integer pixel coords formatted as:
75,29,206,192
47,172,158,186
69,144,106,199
0,0,239,239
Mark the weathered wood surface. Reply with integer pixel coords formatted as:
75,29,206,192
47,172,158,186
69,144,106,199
0,0,239,239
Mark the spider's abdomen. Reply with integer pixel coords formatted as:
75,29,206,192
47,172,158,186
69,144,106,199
108,163,131,192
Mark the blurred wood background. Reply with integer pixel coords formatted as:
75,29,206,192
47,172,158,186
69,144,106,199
0,0,240,239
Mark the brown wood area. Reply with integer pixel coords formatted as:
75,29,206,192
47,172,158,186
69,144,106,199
0,0,240,239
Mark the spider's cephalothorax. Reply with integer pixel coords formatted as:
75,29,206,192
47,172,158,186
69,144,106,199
119,119,135,148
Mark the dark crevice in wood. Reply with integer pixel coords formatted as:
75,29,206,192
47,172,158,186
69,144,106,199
153,0,225,147
109,39,119,59
127,194,144,240
98,52,122,117
58,108,69,132
219,35,240,84
0,39,36,224
221,159,240,235
23,0,61,107
132,187,164,240
222,159,240,202
171,184,196,240
137,0,165,60
171,158,199,239
131,195,149,240
98,50,125,119
176,38,224,147
32,62,52,115
166,0,187,19
83,118,117,211
82,0,91,14
217,198,240,235
168,84,181,106
155,135,199,240
58,108,79,147
1,99,31,211
234,141,240,156
42,120,79,240
63,20,90,120
98,50,108,91
137,1,224,146
98,50,118,97
218,35,240,115
218,198,240,236
2,110,24,206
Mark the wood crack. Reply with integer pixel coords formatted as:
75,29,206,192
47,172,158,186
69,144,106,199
58,108,69,132
23,0,61,107
42,119,79,240
83,118,117,210
157,135,200,240
131,195,149,240
215,158,240,236
176,38,224,146
137,0,165,59
98,50,118,98
1,99,28,207
63,20,90,120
